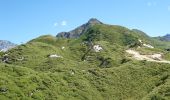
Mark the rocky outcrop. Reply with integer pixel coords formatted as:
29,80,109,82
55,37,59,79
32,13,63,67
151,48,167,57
56,18,102,38
126,49,170,64
48,54,63,58
0,40,17,52
93,45,103,52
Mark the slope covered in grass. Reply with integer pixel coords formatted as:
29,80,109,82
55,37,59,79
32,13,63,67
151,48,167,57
1,20,170,100
0,60,170,100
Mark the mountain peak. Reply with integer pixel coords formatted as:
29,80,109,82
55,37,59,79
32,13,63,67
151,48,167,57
87,18,102,25
57,18,102,38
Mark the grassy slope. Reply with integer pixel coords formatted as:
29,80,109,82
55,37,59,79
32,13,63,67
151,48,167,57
1,61,170,100
0,25,170,100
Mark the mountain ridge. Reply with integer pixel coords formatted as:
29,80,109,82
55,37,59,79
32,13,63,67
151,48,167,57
0,40,17,52
156,34,170,41
57,18,102,38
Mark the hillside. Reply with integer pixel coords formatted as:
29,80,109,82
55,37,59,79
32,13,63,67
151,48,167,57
0,19,170,100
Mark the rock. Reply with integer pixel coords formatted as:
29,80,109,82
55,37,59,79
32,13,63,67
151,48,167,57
165,49,170,51
143,44,154,48
150,54,162,60
0,87,8,93
93,45,103,52
0,40,17,52
17,57,24,61
70,70,75,75
138,39,142,43
71,72,75,75
48,54,63,58
126,49,170,63
2,54,9,63
138,39,154,48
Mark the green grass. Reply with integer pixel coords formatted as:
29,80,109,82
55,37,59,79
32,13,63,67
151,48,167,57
1,61,170,100
0,24,170,100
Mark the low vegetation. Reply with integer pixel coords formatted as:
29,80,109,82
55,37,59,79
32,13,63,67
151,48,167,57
1,23,170,100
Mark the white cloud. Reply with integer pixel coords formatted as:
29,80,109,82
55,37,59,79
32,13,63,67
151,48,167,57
153,2,157,6
168,6,170,11
147,2,152,6
53,20,68,27
61,20,67,26
147,2,157,7
54,22,58,26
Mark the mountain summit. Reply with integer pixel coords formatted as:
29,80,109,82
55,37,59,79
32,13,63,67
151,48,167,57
56,18,102,38
87,18,102,25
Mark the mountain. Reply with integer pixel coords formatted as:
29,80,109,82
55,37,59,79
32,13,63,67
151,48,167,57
156,34,170,41
57,18,102,38
0,40,16,52
57,19,170,49
1,19,170,100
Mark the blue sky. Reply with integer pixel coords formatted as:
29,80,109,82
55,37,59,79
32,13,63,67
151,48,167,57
0,0,170,44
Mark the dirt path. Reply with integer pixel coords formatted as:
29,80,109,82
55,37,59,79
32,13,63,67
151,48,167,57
126,49,170,64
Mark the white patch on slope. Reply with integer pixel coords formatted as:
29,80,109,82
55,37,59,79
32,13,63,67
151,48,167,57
126,49,170,64
143,44,154,48
93,45,103,52
49,54,63,58
138,39,154,48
